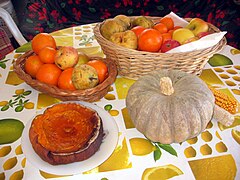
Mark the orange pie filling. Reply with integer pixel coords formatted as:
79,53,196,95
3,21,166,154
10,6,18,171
31,103,98,153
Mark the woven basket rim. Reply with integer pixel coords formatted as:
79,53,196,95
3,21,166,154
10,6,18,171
94,16,226,56
93,16,226,79
13,50,118,101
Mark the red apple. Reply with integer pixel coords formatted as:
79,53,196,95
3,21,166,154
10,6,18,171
197,31,211,38
160,39,181,53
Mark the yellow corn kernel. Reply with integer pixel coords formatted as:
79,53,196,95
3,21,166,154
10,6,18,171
209,86,238,114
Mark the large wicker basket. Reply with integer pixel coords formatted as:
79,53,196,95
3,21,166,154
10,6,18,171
94,17,227,80
13,50,118,102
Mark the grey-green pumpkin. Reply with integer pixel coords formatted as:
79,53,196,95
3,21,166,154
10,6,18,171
126,70,215,144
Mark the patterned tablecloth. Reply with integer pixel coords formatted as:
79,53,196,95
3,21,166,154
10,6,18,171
0,23,239,180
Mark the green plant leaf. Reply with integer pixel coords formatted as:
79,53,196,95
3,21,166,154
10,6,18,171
15,106,23,112
157,143,178,157
88,7,96,13
18,99,23,105
1,105,9,111
0,63,6,69
23,90,31,96
26,18,33,23
15,42,32,53
127,9,133,15
157,6,164,11
61,2,66,8
23,99,29,103
153,145,162,161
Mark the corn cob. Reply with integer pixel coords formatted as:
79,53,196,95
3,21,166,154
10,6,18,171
209,86,238,114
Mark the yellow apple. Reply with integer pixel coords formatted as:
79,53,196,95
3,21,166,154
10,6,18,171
183,36,199,44
55,46,79,70
76,51,89,66
186,18,209,36
110,30,138,49
172,28,195,44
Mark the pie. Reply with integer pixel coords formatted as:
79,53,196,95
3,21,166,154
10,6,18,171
29,103,103,165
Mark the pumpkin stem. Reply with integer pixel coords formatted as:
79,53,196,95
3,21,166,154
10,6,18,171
160,77,174,96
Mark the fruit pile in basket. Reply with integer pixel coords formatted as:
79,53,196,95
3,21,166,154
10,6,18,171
25,33,108,91
100,14,211,53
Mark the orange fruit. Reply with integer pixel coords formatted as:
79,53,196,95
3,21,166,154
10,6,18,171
160,17,174,30
31,33,56,54
58,68,76,90
131,26,146,37
168,26,182,36
87,60,108,83
153,23,168,34
24,55,44,78
168,30,174,36
162,32,172,44
138,29,163,52
38,46,57,64
173,26,182,30
36,64,62,86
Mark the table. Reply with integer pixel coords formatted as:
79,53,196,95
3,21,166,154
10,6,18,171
0,23,239,180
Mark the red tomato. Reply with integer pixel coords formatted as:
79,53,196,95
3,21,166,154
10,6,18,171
138,29,163,52
153,23,168,34
159,17,174,30
162,32,172,44
87,60,108,83
131,26,146,37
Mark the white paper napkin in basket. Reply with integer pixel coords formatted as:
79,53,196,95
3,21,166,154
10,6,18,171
163,12,227,53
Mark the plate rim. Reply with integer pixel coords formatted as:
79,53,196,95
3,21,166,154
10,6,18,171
21,101,119,175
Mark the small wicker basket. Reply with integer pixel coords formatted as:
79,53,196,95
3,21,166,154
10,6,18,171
94,17,227,80
13,50,118,102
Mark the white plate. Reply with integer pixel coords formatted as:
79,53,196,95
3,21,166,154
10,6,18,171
21,101,119,175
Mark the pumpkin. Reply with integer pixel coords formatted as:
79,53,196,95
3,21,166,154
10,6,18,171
126,69,216,144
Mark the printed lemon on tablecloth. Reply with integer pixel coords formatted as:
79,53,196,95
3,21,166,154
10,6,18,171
8,170,24,180
115,77,135,99
129,138,155,156
83,135,132,174
141,164,183,180
39,171,69,179
36,93,61,109
200,69,224,86
208,54,233,67
230,48,240,55
5,71,24,85
98,137,132,172
21,158,26,168
186,137,198,145
0,146,11,157
218,116,240,131
3,156,17,170
231,129,240,144
184,146,197,158
189,154,237,179
122,107,135,129
15,144,23,155
0,119,24,144
215,142,228,153
51,27,73,36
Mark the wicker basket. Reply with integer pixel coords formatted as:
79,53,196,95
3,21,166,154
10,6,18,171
94,17,227,79
13,50,118,102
